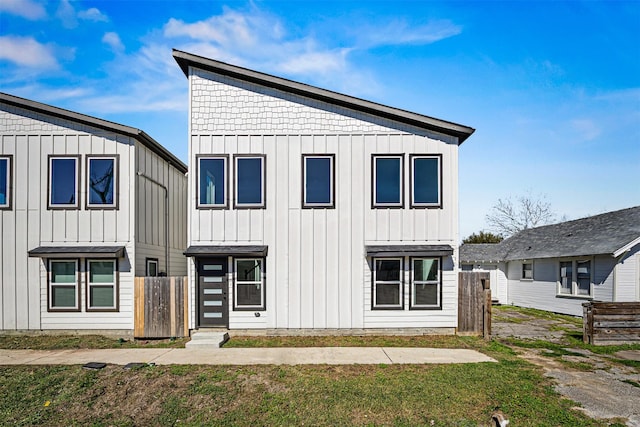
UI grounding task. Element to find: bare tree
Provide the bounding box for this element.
[486,193,556,236]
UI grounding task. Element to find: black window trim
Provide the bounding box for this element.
[86,154,119,210]
[233,257,266,311]
[196,154,229,209]
[47,155,81,210]
[146,257,159,276]
[372,257,404,310]
[371,154,404,209]
[0,154,13,210]
[409,256,443,310]
[85,258,119,312]
[233,154,266,209]
[409,153,443,209]
[302,153,336,209]
[47,258,81,312]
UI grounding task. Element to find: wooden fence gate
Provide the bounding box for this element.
[134,276,189,339]
[583,301,640,345]
[458,272,492,339]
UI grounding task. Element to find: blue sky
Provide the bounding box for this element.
[1,0,639,238]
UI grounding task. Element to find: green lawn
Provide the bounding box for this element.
[0,335,188,350]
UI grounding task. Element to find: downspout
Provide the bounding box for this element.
[137,171,170,276]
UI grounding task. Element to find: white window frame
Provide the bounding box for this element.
[372,155,404,208]
[302,154,335,208]
[521,261,533,280]
[197,155,228,208]
[0,155,11,209]
[410,154,442,208]
[48,259,80,311]
[87,155,118,209]
[373,258,403,309]
[234,258,265,310]
[48,155,80,209]
[557,258,593,298]
[410,257,441,309]
[234,155,266,208]
[86,259,118,311]
[146,258,159,277]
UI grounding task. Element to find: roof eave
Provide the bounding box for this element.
[613,236,640,258]
[0,92,187,174]
[172,49,475,144]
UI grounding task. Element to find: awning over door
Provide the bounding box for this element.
[28,246,126,258]
[184,245,268,257]
[365,244,454,257]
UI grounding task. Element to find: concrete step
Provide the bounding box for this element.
[186,331,229,349]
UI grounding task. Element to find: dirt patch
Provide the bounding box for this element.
[494,306,640,426]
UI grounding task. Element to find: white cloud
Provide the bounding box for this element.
[78,7,108,22]
[0,36,58,69]
[56,0,77,29]
[570,119,601,141]
[102,32,124,53]
[356,19,462,47]
[0,0,46,20]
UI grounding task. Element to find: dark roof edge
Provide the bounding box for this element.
[172,49,475,144]
[0,92,187,173]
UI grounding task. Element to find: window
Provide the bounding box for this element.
[410,155,441,208]
[87,156,117,208]
[49,156,79,208]
[198,156,228,208]
[522,262,533,280]
[234,155,265,208]
[49,260,79,311]
[558,260,592,297]
[373,155,403,207]
[373,258,403,309]
[303,155,334,208]
[87,260,118,311]
[411,258,440,308]
[0,155,11,209]
[146,258,159,276]
[235,259,265,310]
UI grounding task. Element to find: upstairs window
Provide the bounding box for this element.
[410,155,441,208]
[235,155,265,208]
[373,155,403,207]
[87,156,117,208]
[0,156,11,209]
[198,156,228,208]
[303,155,334,208]
[49,156,79,209]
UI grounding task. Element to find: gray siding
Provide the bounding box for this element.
[615,245,640,301]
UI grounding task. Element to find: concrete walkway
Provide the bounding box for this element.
[0,347,495,366]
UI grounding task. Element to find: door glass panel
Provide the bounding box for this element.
[203,264,223,271]
[204,277,223,283]
[204,312,223,318]
[204,300,223,306]
[204,288,223,295]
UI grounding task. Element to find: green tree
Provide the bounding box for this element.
[462,231,504,244]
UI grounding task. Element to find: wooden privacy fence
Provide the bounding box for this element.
[134,276,188,339]
[583,301,640,345]
[458,272,492,339]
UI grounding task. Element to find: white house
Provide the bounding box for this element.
[173,50,475,332]
[460,206,640,316]
[0,93,187,333]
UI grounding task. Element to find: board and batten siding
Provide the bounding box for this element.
[134,143,187,277]
[614,246,640,302]
[187,68,460,330]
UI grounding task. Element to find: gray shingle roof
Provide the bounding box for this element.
[460,206,640,263]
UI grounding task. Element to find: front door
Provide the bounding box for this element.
[197,258,228,327]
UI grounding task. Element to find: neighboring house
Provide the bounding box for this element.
[173,49,475,331]
[0,93,187,333]
[460,206,640,316]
